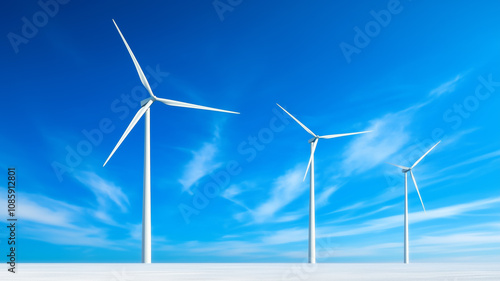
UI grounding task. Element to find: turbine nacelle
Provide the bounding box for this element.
[141,97,156,106]
[387,140,441,213]
[276,103,371,182]
[308,137,319,144]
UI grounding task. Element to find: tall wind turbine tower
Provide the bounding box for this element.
[387,140,440,264]
[277,104,370,263]
[104,20,239,263]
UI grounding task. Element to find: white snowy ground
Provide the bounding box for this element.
[2,263,500,281]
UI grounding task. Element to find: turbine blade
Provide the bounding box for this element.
[410,170,426,212]
[318,130,372,139]
[411,140,441,169]
[103,100,154,166]
[386,162,410,170]
[276,103,316,137]
[156,97,239,114]
[303,139,318,181]
[112,19,155,98]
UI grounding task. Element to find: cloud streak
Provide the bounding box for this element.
[429,75,463,96]
[0,186,135,250]
[339,72,468,177]
[316,185,339,208]
[438,148,500,174]
[179,141,221,194]
[340,110,412,175]
[256,196,500,246]
[74,171,130,212]
[251,166,306,223]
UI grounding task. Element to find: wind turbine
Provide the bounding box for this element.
[104,19,239,263]
[276,104,370,263]
[387,140,440,264]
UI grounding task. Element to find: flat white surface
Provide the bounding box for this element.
[2,263,500,281]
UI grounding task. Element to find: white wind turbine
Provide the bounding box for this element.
[104,19,239,263]
[276,104,371,263]
[387,140,440,264]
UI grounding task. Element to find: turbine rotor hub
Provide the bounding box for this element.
[141,97,155,106]
[308,136,318,143]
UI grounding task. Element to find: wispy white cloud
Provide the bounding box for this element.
[317,227,500,260]
[258,196,500,246]
[149,196,500,260]
[329,202,366,214]
[179,141,221,194]
[320,196,500,239]
[316,232,500,261]
[170,240,271,257]
[313,231,500,260]
[226,182,335,224]
[261,227,307,245]
[250,166,306,223]
[339,73,468,177]
[340,111,412,175]
[326,182,404,217]
[23,224,119,249]
[74,171,130,212]
[273,211,306,223]
[316,186,339,208]
[230,166,307,224]
[317,242,401,258]
[92,210,120,226]
[440,128,478,147]
[409,225,500,262]
[415,232,500,247]
[0,186,134,249]
[409,197,500,223]
[438,148,500,174]
[129,223,142,241]
[18,194,81,228]
[222,184,245,199]
[221,183,252,212]
[326,204,398,224]
[429,75,463,97]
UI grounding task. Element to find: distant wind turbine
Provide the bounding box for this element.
[387,140,441,264]
[276,103,371,264]
[104,19,239,263]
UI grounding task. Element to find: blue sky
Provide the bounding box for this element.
[1,0,500,263]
